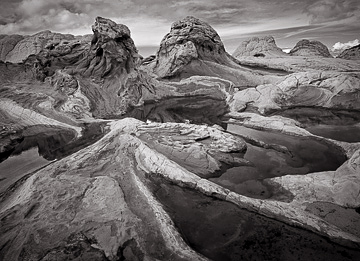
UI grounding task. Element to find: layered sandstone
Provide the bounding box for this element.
[146,16,281,86]
[233,36,287,58]
[289,39,332,58]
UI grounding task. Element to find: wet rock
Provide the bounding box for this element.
[269,148,360,208]
[338,44,360,60]
[136,122,247,178]
[290,39,333,58]
[0,118,208,261]
[233,36,287,58]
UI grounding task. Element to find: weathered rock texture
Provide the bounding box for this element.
[1,31,84,63]
[231,71,360,114]
[290,39,332,57]
[1,118,360,261]
[0,34,24,61]
[1,118,246,260]
[146,16,281,86]
[338,44,360,60]
[233,36,287,58]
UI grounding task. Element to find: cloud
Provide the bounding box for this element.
[332,39,359,52]
[0,0,358,50]
[304,0,360,24]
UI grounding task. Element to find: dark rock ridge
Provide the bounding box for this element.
[233,36,287,58]
[289,39,332,58]
[338,44,360,60]
[146,16,278,86]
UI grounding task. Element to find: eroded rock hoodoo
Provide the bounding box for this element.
[146,16,278,87]
[233,36,287,58]
[152,16,229,77]
[289,39,332,57]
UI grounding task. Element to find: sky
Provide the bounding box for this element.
[0,0,359,56]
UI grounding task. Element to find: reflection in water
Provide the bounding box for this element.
[149,176,360,261]
[0,122,106,193]
[127,96,229,127]
[272,107,360,142]
[0,148,49,193]
[209,124,347,199]
[306,124,360,143]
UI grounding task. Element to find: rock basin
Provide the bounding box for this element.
[149,175,360,261]
[209,124,347,199]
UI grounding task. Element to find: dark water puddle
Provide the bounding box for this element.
[0,148,49,193]
[305,202,360,238]
[271,107,360,142]
[209,124,347,199]
[0,122,106,193]
[126,96,229,127]
[306,124,360,143]
[148,175,360,261]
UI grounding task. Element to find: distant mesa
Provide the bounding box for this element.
[289,39,333,58]
[337,44,360,60]
[233,36,287,58]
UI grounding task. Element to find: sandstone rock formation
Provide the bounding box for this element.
[2,31,80,63]
[233,36,287,58]
[231,71,360,114]
[0,34,24,61]
[2,118,360,261]
[0,118,246,260]
[289,39,332,57]
[145,16,281,86]
[338,44,360,60]
[1,15,360,260]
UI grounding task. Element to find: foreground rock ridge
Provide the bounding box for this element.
[1,16,360,261]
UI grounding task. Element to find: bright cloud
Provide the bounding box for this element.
[332,39,360,51]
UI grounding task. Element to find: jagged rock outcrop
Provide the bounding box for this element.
[338,44,360,60]
[233,36,287,58]
[289,39,332,57]
[145,16,281,86]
